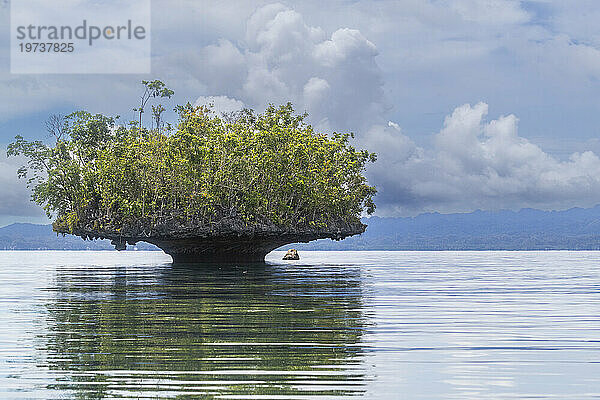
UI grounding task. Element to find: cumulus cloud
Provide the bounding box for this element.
[367,103,600,215]
[197,39,247,96]
[194,95,245,115]
[182,3,385,133]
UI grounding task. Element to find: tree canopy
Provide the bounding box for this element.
[8,81,376,237]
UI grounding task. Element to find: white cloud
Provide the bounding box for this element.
[179,4,385,133]
[303,77,330,104]
[194,95,245,115]
[368,103,600,215]
[197,39,247,96]
[313,28,377,67]
[388,121,401,131]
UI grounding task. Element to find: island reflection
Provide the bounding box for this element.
[39,261,371,398]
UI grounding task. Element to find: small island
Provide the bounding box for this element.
[8,81,376,263]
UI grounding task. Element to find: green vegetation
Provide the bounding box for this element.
[43,264,367,397]
[8,81,376,235]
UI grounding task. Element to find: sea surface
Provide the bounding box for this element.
[1,251,600,399]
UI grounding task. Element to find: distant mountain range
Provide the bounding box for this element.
[0,223,158,251]
[3,206,600,251]
[295,206,600,250]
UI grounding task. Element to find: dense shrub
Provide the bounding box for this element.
[9,97,376,234]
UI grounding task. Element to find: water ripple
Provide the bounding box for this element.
[1,250,600,398]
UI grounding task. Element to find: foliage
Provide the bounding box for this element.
[8,82,376,234]
[134,79,174,130]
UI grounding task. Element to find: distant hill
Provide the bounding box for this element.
[4,206,600,251]
[294,206,600,250]
[0,223,158,251]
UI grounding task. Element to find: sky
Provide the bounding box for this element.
[2,0,600,225]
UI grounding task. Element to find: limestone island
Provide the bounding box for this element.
[8,81,376,263]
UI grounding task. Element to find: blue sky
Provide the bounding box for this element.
[2,0,600,225]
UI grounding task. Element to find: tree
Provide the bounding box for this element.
[45,114,65,143]
[133,80,174,131]
[8,81,376,238]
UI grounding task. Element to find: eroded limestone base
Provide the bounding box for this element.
[63,220,366,264]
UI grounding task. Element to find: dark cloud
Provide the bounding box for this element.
[0,155,48,223]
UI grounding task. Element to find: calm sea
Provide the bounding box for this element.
[1,250,600,399]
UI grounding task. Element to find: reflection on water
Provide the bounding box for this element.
[39,257,370,398]
[3,251,600,399]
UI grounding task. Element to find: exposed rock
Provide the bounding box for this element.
[56,215,365,263]
[283,249,299,260]
[111,239,127,251]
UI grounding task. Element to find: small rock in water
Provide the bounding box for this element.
[283,249,299,260]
